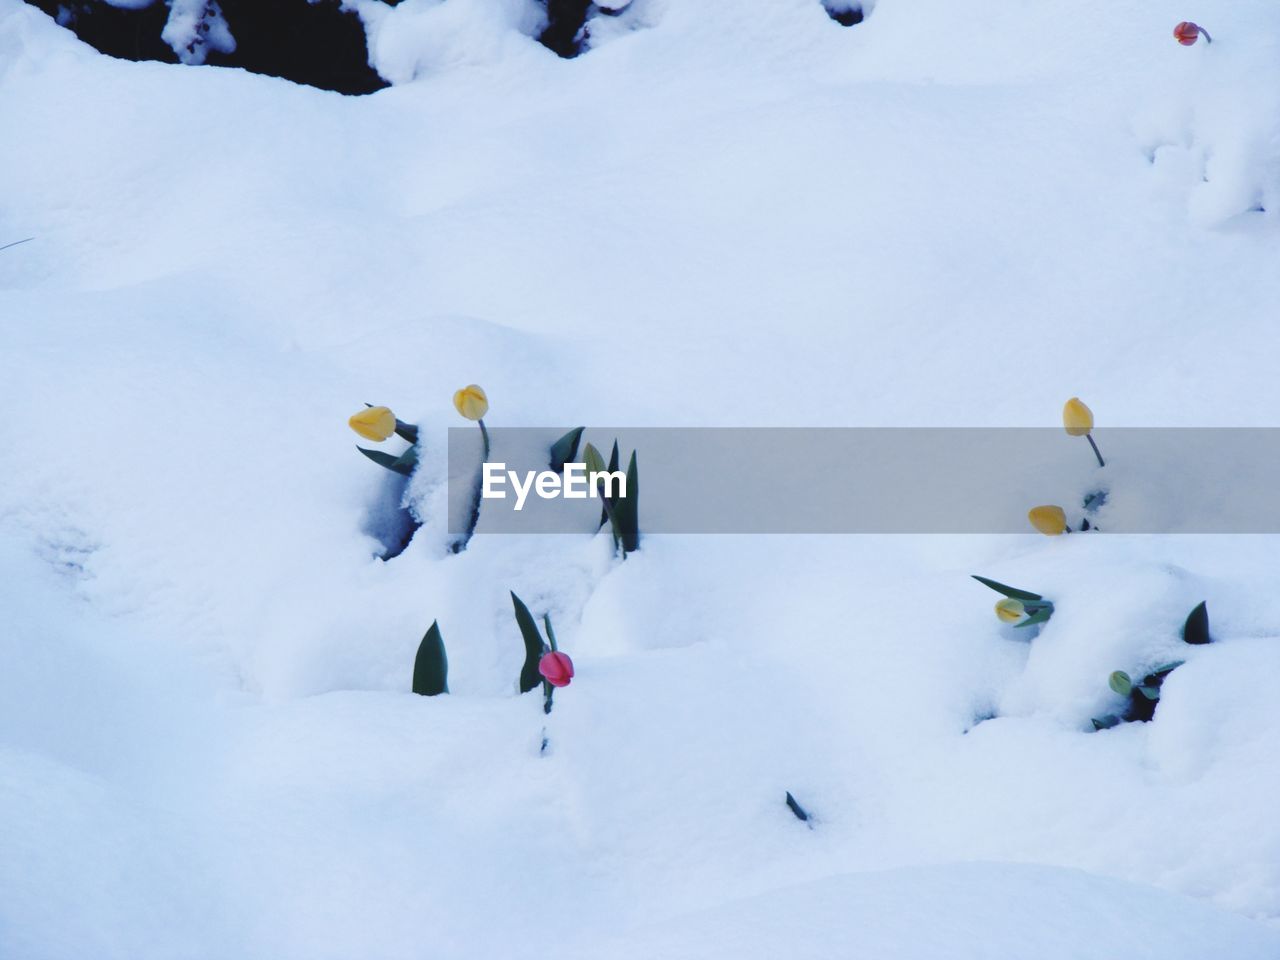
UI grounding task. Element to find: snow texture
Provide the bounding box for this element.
[2,0,1280,956]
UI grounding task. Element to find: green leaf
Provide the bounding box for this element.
[412,621,448,696]
[1014,605,1054,628]
[970,576,1043,602]
[582,443,606,528]
[1183,601,1211,645]
[584,442,620,547]
[1149,661,1185,680]
[512,592,546,694]
[391,444,419,473]
[1109,670,1133,696]
[583,442,606,476]
[358,446,414,476]
[1136,685,1161,701]
[785,791,811,823]
[613,451,640,554]
[1091,714,1121,731]
[600,493,623,552]
[394,420,419,444]
[549,427,586,473]
[600,440,620,528]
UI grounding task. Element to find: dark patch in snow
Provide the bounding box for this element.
[963,710,998,733]
[539,0,632,58]
[540,0,593,58]
[361,473,421,561]
[24,0,387,95]
[36,528,98,582]
[822,1,864,27]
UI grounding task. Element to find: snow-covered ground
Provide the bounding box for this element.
[3,0,1280,956]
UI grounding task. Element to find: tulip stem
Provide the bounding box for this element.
[478,419,491,460]
[1086,434,1105,468]
[1201,27,1212,43]
[596,483,624,556]
[542,615,559,653]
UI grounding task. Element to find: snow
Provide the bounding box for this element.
[3,0,1280,955]
[583,862,1280,960]
[161,0,236,66]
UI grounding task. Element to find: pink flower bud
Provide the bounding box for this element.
[1173,21,1204,45]
[538,651,575,687]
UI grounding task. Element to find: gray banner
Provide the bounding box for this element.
[445,428,1280,534]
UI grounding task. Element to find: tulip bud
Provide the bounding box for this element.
[349,405,397,442]
[1173,21,1208,45]
[538,650,574,687]
[1109,670,1133,697]
[1028,505,1068,536]
[1062,397,1105,467]
[453,384,489,421]
[994,598,1026,623]
[1062,397,1094,437]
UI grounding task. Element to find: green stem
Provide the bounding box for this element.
[542,614,559,653]
[597,484,623,555]
[478,419,491,460]
[1086,433,1105,468]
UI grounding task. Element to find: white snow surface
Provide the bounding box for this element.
[3,0,1280,956]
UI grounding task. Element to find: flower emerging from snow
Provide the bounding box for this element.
[349,405,397,442]
[1028,505,1068,536]
[1062,397,1094,437]
[1173,21,1210,45]
[538,651,575,687]
[453,384,489,421]
[994,598,1026,623]
[1062,396,1105,466]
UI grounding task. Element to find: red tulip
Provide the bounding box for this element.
[1173,21,1210,45]
[539,651,575,687]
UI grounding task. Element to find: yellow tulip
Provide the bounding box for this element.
[349,405,397,442]
[1062,397,1094,437]
[995,598,1026,623]
[453,384,489,421]
[1028,505,1068,536]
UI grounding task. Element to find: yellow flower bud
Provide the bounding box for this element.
[1062,397,1094,437]
[349,405,397,442]
[1028,505,1068,536]
[453,384,489,421]
[995,598,1026,623]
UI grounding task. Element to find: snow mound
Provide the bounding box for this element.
[3,0,1280,955]
[582,862,1280,960]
